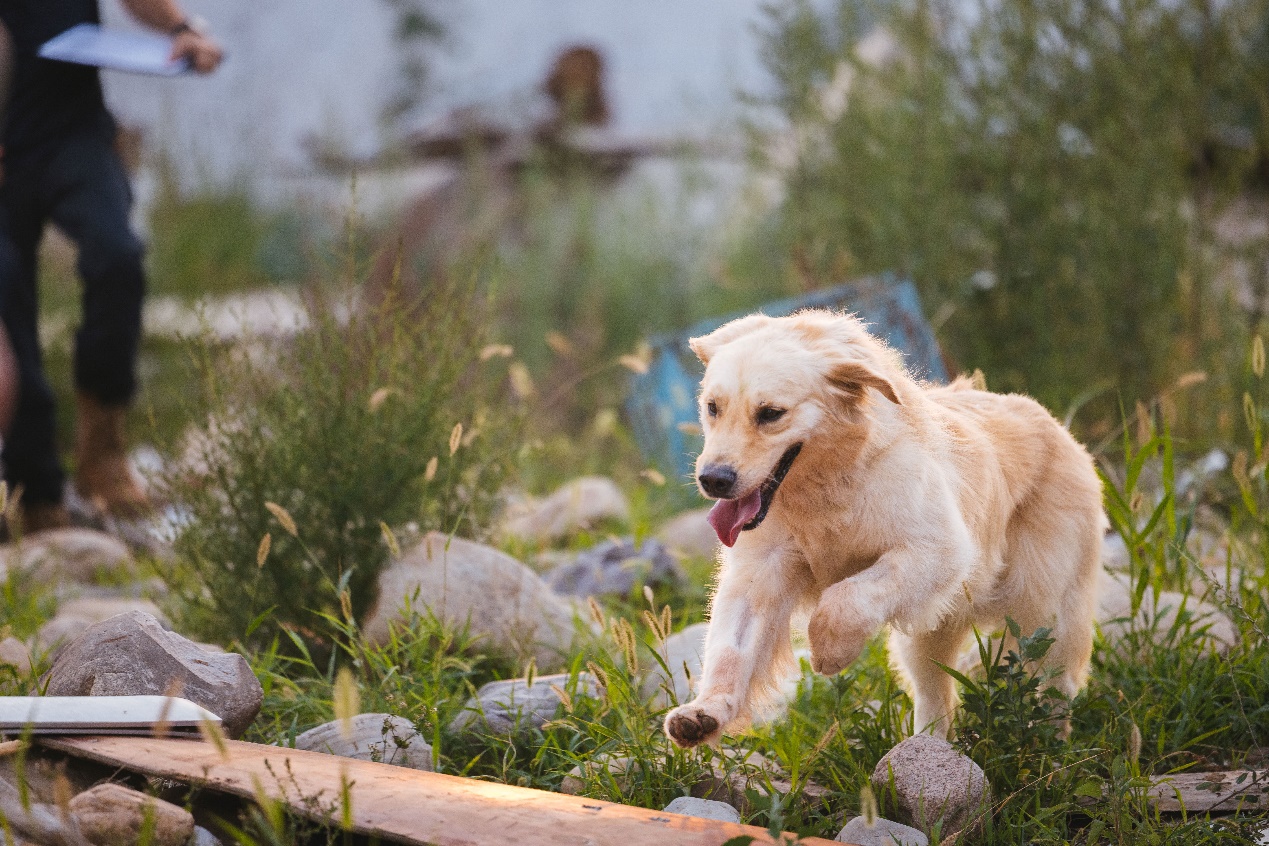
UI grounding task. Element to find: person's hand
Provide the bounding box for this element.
[170,29,222,74]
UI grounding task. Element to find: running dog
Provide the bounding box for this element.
[663,309,1103,746]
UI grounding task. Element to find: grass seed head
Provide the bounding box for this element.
[256,533,271,568]
[380,521,401,557]
[265,502,298,537]
[449,423,464,456]
[424,456,438,482]
[860,783,879,827]
[333,667,360,739]
[1255,336,1265,378]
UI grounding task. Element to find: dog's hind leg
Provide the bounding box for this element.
[889,620,973,739]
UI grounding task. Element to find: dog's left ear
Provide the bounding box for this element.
[828,360,901,405]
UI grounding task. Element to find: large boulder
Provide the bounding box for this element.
[544,537,681,599]
[656,507,718,561]
[35,598,166,658]
[69,783,194,846]
[362,532,585,670]
[296,713,432,770]
[499,477,629,542]
[42,611,262,737]
[449,672,601,735]
[871,734,991,839]
[1098,571,1237,654]
[641,622,707,707]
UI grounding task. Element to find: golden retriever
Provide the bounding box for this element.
[663,309,1103,746]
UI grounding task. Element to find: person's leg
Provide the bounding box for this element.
[0,192,70,528]
[44,127,149,515]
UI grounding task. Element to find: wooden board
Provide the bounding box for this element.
[1148,770,1268,813]
[42,736,844,846]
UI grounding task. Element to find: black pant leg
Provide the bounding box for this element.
[0,186,66,506]
[46,127,146,405]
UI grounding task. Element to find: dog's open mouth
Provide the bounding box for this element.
[707,443,803,548]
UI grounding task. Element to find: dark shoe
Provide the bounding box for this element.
[73,393,151,518]
[17,501,72,535]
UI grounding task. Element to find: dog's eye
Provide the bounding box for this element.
[756,406,786,424]
[706,400,718,417]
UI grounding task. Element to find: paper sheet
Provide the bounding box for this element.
[39,23,190,77]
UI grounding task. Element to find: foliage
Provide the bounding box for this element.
[160,257,518,650]
[759,0,1269,438]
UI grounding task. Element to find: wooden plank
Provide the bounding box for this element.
[1148,770,1268,813]
[41,736,844,846]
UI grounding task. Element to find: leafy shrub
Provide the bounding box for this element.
[161,269,518,649]
[760,0,1269,437]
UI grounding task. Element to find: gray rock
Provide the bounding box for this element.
[499,477,629,541]
[191,825,227,846]
[362,532,585,670]
[1098,571,1237,654]
[641,622,707,706]
[662,796,741,824]
[296,713,433,770]
[0,637,32,676]
[871,734,991,839]
[9,528,134,584]
[450,672,601,735]
[837,816,929,846]
[35,597,166,657]
[545,537,681,599]
[656,507,718,560]
[42,611,262,737]
[69,782,194,846]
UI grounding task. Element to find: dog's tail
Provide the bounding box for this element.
[947,369,988,392]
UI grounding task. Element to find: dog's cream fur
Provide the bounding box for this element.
[663,309,1104,747]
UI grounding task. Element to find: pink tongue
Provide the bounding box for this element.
[708,489,763,548]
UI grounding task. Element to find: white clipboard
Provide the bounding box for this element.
[39,23,191,77]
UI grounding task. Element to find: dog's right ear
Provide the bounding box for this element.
[689,314,771,366]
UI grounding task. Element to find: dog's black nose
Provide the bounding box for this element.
[698,465,737,498]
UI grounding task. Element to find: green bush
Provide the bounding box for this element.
[760,0,1269,437]
[161,269,518,649]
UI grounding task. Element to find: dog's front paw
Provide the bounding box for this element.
[664,702,725,748]
[807,608,873,676]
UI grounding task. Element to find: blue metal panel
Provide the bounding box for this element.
[624,273,948,481]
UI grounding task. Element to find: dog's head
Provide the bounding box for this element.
[689,310,904,547]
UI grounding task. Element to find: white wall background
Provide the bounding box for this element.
[99,0,781,192]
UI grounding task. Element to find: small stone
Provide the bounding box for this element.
[191,826,226,846]
[296,713,432,770]
[641,622,707,706]
[42,611,262,738]
[69,783,194,846]
[363,533,585,671]
[837,816,929,846]
[871,734,991,839]
[15,528,134,585]
[0,637,32,676]
[499,477,630,542]
[545,537,681,599]
[663,796,741,824]
[559,755,644,795]
[656,507,718,560]
[450,673,601,735]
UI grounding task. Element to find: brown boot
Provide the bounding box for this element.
[16,502,72,536]
[74,392,151,518]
